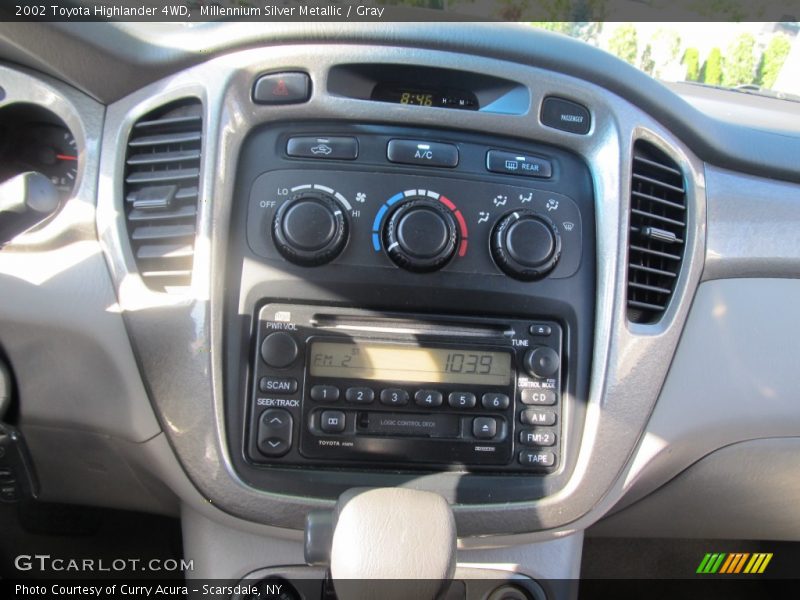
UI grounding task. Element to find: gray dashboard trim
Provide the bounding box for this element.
[0,63,161,444]
[599,278,800,518]
[704,166,800,281]
[0,22,797,184]
[97,43,706,540]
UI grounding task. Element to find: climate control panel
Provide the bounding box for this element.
[247,170,583,280]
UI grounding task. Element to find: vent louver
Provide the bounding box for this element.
[124,99,202,292]
[626,140,687,323]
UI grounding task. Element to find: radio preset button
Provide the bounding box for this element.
[260,332,299,368]
[521,389,556,406]
[320,410,346,433]
[310,385,340,402]
[415,390,443,407]
[346,387,375,404]
[448,392,477,409]
[257,409,293,457]
[259,377,298,395]
[518,450,556,468]
[481,393,510,410]
[473,417,498,440]
[520,409,556,426]
[380,388,409,406]
[519,429,556,447]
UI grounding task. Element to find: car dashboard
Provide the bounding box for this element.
[1,21,799,593]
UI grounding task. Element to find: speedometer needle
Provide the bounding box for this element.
[56,154,77,161]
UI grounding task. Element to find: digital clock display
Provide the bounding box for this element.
[309,341,511,386]
[370,83,478,110]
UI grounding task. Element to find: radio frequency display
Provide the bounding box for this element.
[309,341,511,386]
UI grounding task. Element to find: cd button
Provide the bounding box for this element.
[448,392,477,409]
[519,429,556,447]
[380,388,409,406]
[345,387,375,404]
[473,417,498,439]
[520,409,556,426]
[320,410,346,433]
[520,389,556,406]
[518,450,556,468]
[415,390,443,407]
[481,393,510,410]
[310,385,340,402]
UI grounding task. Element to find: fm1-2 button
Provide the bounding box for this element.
[260,332,299,368]
[519,429,556,447]
[473,417,498,439]
[257,409,293,457]
[320,410,346,433]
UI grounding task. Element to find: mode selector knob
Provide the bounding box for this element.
[272,192,348,266]
[491,211,561,280]
[383,199,458,272]
[524,346,560,379]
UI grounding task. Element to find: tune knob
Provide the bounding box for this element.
[382,199,458,272]
[491,211,561,280]
[524,346,560,379]
[272,192,348,266]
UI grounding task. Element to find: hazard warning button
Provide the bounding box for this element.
[253,72,311,105]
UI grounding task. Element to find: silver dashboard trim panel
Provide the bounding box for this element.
[97,43,707,539]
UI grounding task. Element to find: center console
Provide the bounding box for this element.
[224,122,595,504]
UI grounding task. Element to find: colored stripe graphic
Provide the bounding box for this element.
[697,552,773,574]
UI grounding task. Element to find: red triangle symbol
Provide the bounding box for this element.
[273,80,289,96]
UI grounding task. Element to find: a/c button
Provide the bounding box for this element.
[387,139,459,168]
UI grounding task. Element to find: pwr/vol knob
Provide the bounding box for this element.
[272,193,348,266]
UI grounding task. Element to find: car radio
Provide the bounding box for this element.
[247,303,565,473]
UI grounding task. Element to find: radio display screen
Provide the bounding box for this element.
[309,341,511,386]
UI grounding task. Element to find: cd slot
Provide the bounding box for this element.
[310,313,513,340]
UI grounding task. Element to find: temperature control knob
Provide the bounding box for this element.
[491,211,560,280]
[272,193,348,266]
[382,199,458,272]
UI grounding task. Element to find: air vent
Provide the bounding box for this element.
[626,140,687,323]
[124,99,202,292]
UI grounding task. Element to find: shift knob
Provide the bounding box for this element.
[328,488,456,600]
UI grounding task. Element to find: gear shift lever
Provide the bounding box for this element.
[306,488,456,600]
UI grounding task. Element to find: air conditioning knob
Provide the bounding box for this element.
[382,199,458,272]
[491,211,561,280]
[272,192,348,266]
